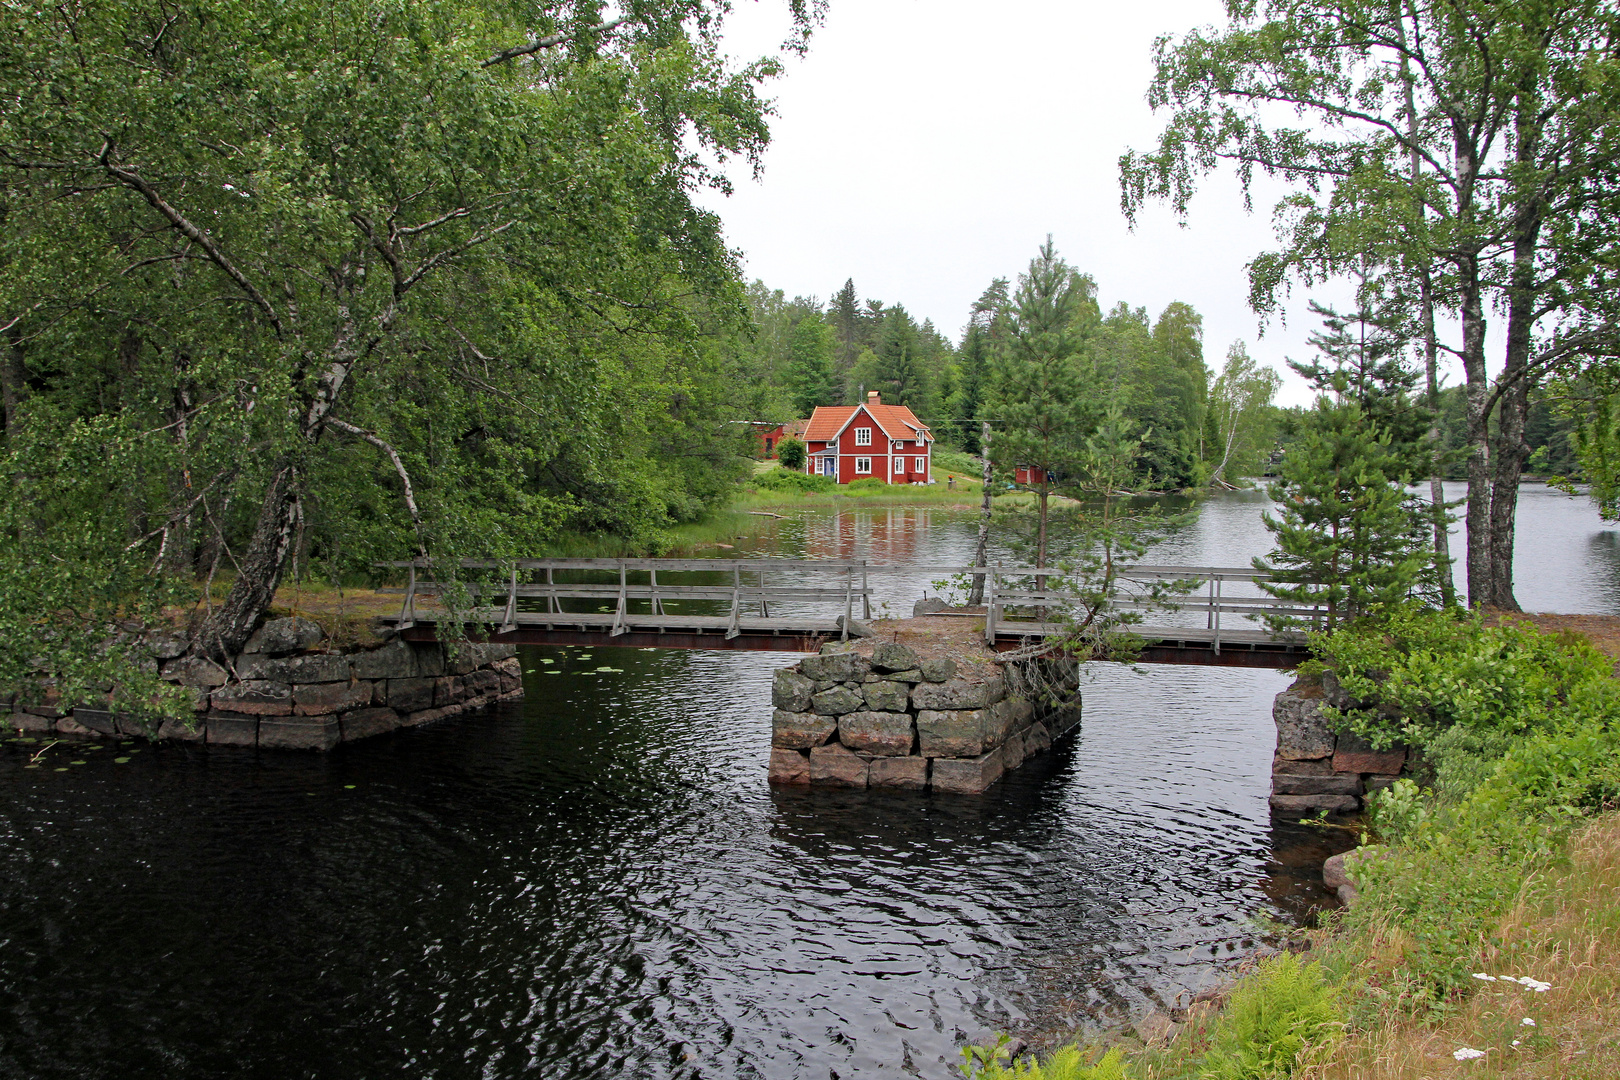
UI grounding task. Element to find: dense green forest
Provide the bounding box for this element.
[735,256,1274,492]
[734,263,1589,488]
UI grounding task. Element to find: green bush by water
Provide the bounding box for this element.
[1307,606,1619,756]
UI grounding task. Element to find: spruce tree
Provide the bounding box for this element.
[989,237,1092,573]
[1256,398,1431,628]
[831,278,861,370]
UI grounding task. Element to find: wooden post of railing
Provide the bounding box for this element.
[842,565,853,641]
[500,568,518,632]
[1206,574,1216,630]
[984,568,997,645]
[398,563,418,630]
[726,566,742,640]
[610,563,628,636]
[1213,574,1223,655]
[861,560,870,620]
[759,566,769,618]
[650,567,662,615]
[545,567,556,615]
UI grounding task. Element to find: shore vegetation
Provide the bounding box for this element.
[967,608,1620,1079]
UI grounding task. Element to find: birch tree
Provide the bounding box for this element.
[1121,0,1620,609]
[1207,343,1282,486]
[0,0,819,706]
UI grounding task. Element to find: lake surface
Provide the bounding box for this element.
[2,485,1614,1079]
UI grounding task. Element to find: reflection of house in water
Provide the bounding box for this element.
[800,508,932,563]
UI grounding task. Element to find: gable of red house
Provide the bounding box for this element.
[801,391,933,484]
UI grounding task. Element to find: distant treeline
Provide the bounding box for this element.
[734,276,1589,487]
[733,263,1276,491]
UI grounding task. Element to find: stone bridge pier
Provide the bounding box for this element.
[1269,675,1413,815]
[767,631,1082,795]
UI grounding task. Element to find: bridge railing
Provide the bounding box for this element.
[372,559,1325,650]
[375,558,880,640]
[966,564,1328,651]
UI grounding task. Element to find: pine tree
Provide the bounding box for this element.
[989,237,1093,573]
[1256,398,1431,628]
[1292,299,1428,471]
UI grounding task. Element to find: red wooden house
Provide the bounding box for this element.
[800,392,933,484]
[751,419,809,459]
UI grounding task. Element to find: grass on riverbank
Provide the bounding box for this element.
[968,609,1620,1080]
[974,814,1620,1080]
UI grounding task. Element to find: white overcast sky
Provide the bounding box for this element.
[698,0,1374,408]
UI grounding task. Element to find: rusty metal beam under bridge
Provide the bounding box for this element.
[397,623,1308,668]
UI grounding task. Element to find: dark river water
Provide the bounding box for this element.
[2,485,1614,1079]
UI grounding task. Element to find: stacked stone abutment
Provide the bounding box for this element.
[1269,674,1410,815]
[768,640,1081,794]
[6,617,524,750]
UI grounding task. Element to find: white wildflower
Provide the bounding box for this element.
[1471,973,1497,981]
[1454,1047,1487,1061]
[1521,1017,1536,1027]
[1512,1040,1522,1047]
[1513,976,1552,992]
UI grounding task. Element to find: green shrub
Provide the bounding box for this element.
[753,468,836,494]
[844,476,888,494]
[1196,953,1341,1079]
[1365,778,1429,843]
[1497,722,1620,818]
[1309,605,1620,753]
[776,437,806,470]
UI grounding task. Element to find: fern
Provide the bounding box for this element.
[1197,953,1341,1079]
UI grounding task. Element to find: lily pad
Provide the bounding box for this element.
[113,757,131,764]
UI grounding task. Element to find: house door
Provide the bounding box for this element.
[821,456,836,478]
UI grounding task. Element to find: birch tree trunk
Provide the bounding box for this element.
[968,421,992,605]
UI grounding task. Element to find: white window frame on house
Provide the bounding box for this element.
[914,456,926,472]
[855,456,872,474]
[854,427,871,446]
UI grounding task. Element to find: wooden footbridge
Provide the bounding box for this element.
[378,559,1324,668]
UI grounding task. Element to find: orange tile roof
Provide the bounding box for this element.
[803,400,932,444]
